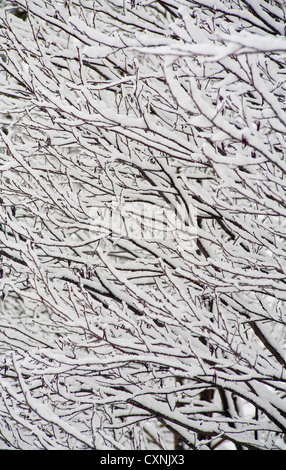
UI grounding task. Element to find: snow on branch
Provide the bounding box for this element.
[0,0,286,450]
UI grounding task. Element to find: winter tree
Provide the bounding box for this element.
[0,0,286,450]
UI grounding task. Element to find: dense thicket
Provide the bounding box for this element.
[0,0,286,449]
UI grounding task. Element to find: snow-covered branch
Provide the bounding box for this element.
[0,0,286,450]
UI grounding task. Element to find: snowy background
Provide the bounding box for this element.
[0,0,286,450]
